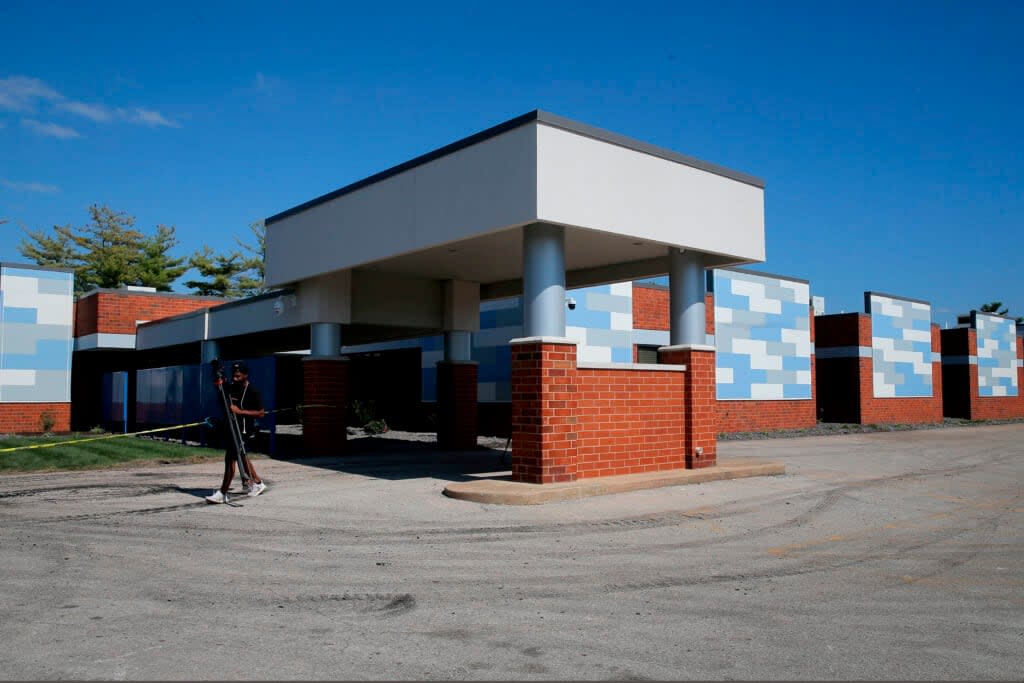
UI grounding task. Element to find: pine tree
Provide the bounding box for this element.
[186,220,267,298]
[184,245,250,297]
[18,204,187,293]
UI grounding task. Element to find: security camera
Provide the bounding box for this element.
[566,297,577,310]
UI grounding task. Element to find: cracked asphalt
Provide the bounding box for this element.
[1,424,1022,680]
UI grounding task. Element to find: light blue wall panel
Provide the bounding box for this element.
[975,313,1018,397]
[711,270,812,400]
[867,293,934,398]
[0,265,74,402]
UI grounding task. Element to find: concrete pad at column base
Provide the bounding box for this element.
[443,458,785,505]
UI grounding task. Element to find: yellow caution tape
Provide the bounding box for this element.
[0,404,339,455]
[0,420,212,453]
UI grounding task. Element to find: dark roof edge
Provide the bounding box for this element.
[266,110,765,225]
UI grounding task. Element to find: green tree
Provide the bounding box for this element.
[979,301,1023,324]
[18,204,187,292]
[184,245,251,297]
[136,224,188,290]
[233,219,266,297]
[18,224,78,269]
[185,219,267,298]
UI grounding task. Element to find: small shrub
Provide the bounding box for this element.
[89,425,106,434]
[363,419,388,435]
[40,411,56,434]
[350,400,378,427]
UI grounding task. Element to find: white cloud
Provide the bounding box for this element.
[58,100,114,122]
[1,178,60,193]
[22,118,81,139]
[1,74,180,130]
[0,76,61,112]
[120,107,179,128]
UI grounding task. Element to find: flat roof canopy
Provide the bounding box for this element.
[265,110,765,299]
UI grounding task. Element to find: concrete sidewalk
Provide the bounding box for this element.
[443,458,785,504]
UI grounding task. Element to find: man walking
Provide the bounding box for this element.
[205,361,267,503]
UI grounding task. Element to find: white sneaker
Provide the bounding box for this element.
[205,490,229,504]
[247,482,267,498]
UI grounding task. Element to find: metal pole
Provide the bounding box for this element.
[522,224,566,338]
[310,323,342,357]
[669,248,706,346]
[444,331,472,362]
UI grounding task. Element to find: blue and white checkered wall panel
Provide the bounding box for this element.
[564,283,633,363]
[975,313,1018,397]
[0,266,74,402]
[345,283,633,402]
[867,294,933,398]
[475,297,522,402]
[712,270,812,400]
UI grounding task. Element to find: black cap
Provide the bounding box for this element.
[231,361,249,375]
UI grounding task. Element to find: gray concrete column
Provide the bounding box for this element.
[669,248,706,346]
[522,224,566,338]
[310,322,342,357]
[444,331,472,362]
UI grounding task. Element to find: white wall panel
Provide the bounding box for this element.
[536,125,764,262]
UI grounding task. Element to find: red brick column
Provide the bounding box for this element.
[660,345,717,468]
[436,361,478,450]
[302,357,348,457]
[510,338,578,484]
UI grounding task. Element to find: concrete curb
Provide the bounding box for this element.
[443,458,785,505]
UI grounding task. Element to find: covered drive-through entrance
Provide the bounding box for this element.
[138,110,766,483]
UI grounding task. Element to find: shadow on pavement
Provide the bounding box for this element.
[264,432,512,483]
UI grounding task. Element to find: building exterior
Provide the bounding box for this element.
[0,263,74,433]
[345,268,818,436]
[72,288,225,432]
[815,292,944,425]
[941,311,1023,420]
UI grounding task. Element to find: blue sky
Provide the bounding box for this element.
[1,0,1021,327]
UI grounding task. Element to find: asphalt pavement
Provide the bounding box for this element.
[0,424,1022,680]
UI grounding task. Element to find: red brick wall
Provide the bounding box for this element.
[511,340,704,484]
[0,403,71,434]
[575,366,686,479]
[632,285,669,331]
[717,400,817,432]
[74,291,219,336]
[511,341,579,483]
[302,358,348,456]
[630,286,713,334]
[661,347,717,467]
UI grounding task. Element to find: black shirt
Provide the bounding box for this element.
[227,381,262,437]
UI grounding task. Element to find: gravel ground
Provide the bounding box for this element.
[717,416,1024,440]
[275,417,1024,447]
[2,424,1022,679]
